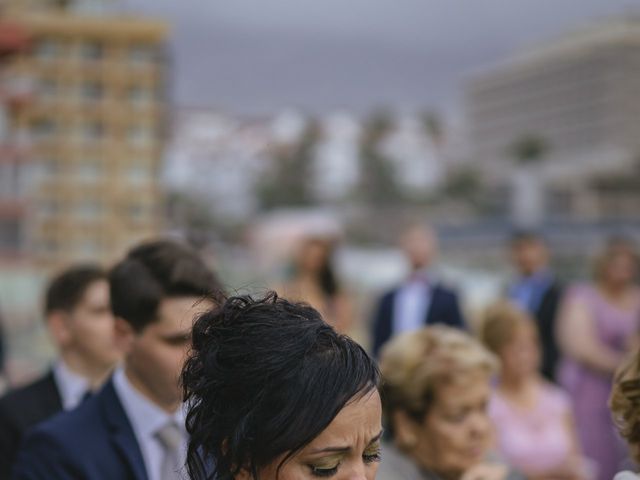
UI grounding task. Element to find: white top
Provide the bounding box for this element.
[614,472,640,480]
[393,276,432,335]
[112,368,188,480]
[52,359,91,411]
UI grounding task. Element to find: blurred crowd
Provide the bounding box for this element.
[0,226,638,480]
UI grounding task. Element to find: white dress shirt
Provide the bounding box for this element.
[113,368,188,480]
[52,359,91,411]
[393,274,432,335]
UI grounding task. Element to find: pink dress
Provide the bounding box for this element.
[489,383,574,475]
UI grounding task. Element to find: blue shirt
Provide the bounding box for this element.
[508,270,553,314]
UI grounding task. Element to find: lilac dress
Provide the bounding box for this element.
[558,285,640,480]
[489,383,574,475]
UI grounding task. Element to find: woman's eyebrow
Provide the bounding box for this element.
[308,430,384,454]
[367,430,384,445]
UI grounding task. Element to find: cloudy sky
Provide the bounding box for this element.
[122,0,638,116]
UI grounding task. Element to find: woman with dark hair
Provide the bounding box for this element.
[182,292,382,480]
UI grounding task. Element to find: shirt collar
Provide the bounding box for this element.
[52,359,91,411]
[112,367,186,441]
[517,269,553,285]
[406,268,432,285]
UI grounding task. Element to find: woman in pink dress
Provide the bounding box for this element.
[557,238,640,480]
[482,301,588,480]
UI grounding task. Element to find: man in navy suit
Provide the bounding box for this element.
[0,265,121,480]
[372,224,466,357]
[13,240,223,480]
[507,230,564,381]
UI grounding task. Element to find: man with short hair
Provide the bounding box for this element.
[13,240,223,480]
[0,265,120,479]
[371,224,466,357]
[507,230,564,381]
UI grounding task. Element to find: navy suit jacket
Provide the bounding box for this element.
[12,378,148,480]
[372,283,466,357]
[0,371,63,480]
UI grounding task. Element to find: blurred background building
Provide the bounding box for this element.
[1,0,639,382]
[467,16,640,224]
[1,0,168,268]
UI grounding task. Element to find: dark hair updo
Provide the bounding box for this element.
[182,292,380,480]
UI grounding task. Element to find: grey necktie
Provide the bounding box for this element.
[155,421,184,480]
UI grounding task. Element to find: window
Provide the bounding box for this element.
[78,239,100,256]
[128,124,153,147]
[39,239,59,255]
[81,41,103,61]
[31,118,56,141]
[42,157,61,176]
[83,121,104,142]
[0,164,16,200]
[128,85,152,108]
[128,45,157,66]
[39,198,60,217]
[0,219,20,251]
[76,199,102,220]
[82,81,103,102]
[128,202,148,221]
[39,78,57,100]
[77,159,102,182]
[35,39,58,61]
[0,105,7,142]
[127,163,150,184]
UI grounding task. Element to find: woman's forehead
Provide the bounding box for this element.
[304,391,382,449]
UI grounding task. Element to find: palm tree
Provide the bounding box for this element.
[356,109,403,205]
[510,135,548,166]
[508,134,549,227]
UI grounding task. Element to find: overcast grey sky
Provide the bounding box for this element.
[123,0,639,116]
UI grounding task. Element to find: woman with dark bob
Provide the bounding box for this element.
[182,292,382,480]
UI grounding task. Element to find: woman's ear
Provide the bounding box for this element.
[235,468,253,480]
[392,409,419,450]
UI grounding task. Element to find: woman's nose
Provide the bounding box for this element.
[469,412,491,437]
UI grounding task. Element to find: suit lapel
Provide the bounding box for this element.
[100,380,148,480]
[41,371,64,417]
[425,284,440,325]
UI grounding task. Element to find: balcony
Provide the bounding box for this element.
[0,21,30,56]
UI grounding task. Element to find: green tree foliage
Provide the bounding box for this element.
[509,135,549,165]
[257,120,320,210]
[420,111,444,146]
[356,109,404,205]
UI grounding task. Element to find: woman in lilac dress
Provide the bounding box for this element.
[558,238,640,480]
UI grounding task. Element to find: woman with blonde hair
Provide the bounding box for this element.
[558,237,640,480]
[377,325,521,480]
[481,301,588,480]
[610,349,640,480]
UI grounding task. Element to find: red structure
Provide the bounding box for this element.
[0,19,30,260]
[0,21,29,56]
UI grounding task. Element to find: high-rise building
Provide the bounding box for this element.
[2,1,168,266]
[468,16,640,176]
[466,16,640,218]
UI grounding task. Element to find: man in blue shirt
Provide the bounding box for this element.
[507,230,564,381]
